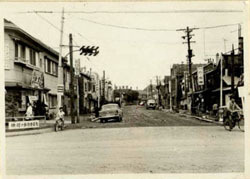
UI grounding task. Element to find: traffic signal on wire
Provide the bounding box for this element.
[79,46,99,56]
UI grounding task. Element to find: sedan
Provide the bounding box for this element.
[99,103,123,123]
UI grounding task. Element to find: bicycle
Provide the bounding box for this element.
[223,110,244,132]
[54,118,64,132]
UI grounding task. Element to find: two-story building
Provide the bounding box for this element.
[4,19,68,117]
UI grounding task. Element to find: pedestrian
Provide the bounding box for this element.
[25,103,33,120]
[212,103,218,117]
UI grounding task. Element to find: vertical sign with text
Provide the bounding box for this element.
[197,67,204,86]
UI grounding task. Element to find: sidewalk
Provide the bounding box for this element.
[172,109,223,125]
[6,113,94,137]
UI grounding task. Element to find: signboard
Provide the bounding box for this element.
[9,120,39,130]
[31,70,44,89]
[238,86,244,98]
[197,67,204,86]
[57,85,64,94]
[75,59,81,76]
[5,44,10,69]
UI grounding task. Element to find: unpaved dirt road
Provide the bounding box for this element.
[6,126,244,175]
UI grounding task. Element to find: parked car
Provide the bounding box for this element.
[146,99,156,110]
[99,103,123,123]
[139,101,145,106]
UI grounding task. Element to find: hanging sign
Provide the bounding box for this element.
[197,67,204,86]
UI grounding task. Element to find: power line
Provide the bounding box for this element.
[200,23,242,29]
[21,9,243,14]
[78,17,241,32]
[78,17,176,32]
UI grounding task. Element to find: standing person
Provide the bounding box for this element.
[25,103,33,120]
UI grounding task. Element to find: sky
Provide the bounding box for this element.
[1,1,246,90]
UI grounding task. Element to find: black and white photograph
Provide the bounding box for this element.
[1,1,249,178]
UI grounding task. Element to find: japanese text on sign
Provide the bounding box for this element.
[197,67,204,86]
[9,120,39,130]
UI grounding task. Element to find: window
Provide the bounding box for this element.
[93,84,96,92]
[44,57,58,76]
[40,58,42,68]
[44,58,47,72]
[51,62,58,76]
[20,44,25,60]
[14,42,18,59]
[85,83,87,92]
[47,60,51,73]
[49,94,57,108]
[88,82,91,91]
[29,49,36,66]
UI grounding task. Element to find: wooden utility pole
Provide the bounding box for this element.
[102,70,105,104]
[57,8,64,110]
[177,26,198,113]
[69,34,75,124]
[231,45,235,93]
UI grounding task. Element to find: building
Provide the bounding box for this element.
[170,63,205,111]
[4,19,67,117]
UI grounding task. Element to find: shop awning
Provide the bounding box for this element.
[5,82,50,92]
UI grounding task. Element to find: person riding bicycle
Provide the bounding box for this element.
[56,107,65,123]
[227,95,241,120]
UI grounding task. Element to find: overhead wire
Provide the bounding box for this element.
[22,9,243,14]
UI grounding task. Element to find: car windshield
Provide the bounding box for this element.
[147,99,155,103]
[102,104,119,110]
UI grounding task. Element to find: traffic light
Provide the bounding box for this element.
[79,46,99,56]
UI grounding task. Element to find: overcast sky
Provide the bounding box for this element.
[1,1,246,89]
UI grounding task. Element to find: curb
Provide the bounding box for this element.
[6,127,54,137]
[179,113,223,125]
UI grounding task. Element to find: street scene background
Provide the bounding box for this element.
[1,1,248,177]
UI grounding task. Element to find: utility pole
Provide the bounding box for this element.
[150,79,152,98]
[75,59,80,123]
[102,70,105,104]
[219,53,223,122]
[177,26,198,113]
[156,76,160,106]
[69,34,75,124]
[57,8,64,110]
[231,44,235,93]
[169,78,172,111]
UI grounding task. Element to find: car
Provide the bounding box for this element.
[99,103,123,123]
[146,99,156,110]
[139,101,145,106]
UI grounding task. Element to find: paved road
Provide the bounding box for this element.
[6,105,244,174]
